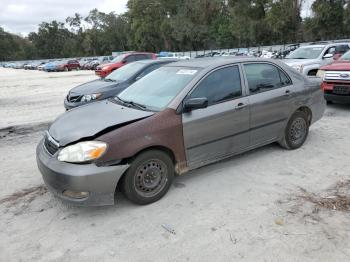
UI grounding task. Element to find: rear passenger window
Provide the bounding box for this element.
[135,54,148,61]
[190,66,242,105]
[125,55,135,63]
[244,63,291,95]
[336,45,350,54]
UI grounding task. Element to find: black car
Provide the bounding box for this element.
[64,59,177,110]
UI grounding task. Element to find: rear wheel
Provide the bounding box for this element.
[279,111,309,150]
[121,150,174,205]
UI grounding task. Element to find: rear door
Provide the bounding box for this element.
[243,62,293,146]
[182,65,250,169]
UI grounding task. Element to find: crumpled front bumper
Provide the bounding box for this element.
[36,139,129,206]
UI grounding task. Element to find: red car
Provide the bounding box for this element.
[95,52,156,78]
[57,60,81,71]
[318,50,350,103]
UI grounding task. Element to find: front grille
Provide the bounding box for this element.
[333,85,350,95]
[44,133,59,155]
[325,71,350,81]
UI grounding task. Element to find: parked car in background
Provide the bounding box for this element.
[317,50,350,103]
[64,59,177,110]
[56,60,80,71]
[14,62,26,69]
[81,60,94,70]
[95,52,156,78]
[284,42,350,76]
[43,61,61,72]
[79,58,95,68]
[158,52,190,60]
[38,62,47,71]
[24,61,45,70]
[82,56,112,70]
[37,58,325,206]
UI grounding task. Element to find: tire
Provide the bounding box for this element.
[121,150,174,205]
[279,111,309,150]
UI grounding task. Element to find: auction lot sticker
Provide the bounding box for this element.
[177,69,198,75]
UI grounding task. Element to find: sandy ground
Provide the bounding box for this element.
[0,67,350,262]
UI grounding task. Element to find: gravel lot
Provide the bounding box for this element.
[1,67,350,262]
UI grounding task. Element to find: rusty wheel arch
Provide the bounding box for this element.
[296,106,312,124]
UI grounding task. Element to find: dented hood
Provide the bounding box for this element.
[49,100,154,146]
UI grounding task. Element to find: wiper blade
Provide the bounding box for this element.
[126,101,147,110]
[104,78,115,82]
[114,96,147,110]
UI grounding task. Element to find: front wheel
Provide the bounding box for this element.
[121,150,174,205]
[279,111,309,150]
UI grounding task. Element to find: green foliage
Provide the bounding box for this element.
[1,0,350,61]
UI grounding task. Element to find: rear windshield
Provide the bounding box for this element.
[105,62,145,82]
[117,67,200,111]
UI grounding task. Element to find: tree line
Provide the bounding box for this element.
[1,0,350,61]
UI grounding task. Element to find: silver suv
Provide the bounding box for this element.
[283,42,350,75]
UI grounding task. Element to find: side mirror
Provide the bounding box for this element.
[323,53,333,59]
[183,97,208,112]
[122,60,127,64]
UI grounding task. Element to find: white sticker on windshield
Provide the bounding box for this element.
[177,69,197,75]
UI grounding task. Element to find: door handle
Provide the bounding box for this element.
[284,90,292,96]
[235,103,247,110]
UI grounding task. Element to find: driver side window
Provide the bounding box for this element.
[190,65,242,106]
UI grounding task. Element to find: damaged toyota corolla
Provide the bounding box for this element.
[36,58,326,206]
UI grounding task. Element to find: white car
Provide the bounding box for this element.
[283,42,350,76]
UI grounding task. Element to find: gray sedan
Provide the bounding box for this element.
[36,58,326,206]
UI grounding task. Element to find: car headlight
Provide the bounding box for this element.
[81,93,102,102]
[316,69,325,79]
[292,64,304,73]
[58,141,107,163]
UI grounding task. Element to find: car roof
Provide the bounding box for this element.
[165,57,278,69]
[300,45,325,48]
[137,59,178,65]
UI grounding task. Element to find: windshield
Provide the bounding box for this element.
[111,55,125,63]
[105,62,145,82]
[286,46,325,59]
[340,50,350,61]
[117,67,199,111]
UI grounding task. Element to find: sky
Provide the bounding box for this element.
[1,0,314,36]
[0,0,128,36]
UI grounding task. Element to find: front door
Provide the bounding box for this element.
[182,65,250,169]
